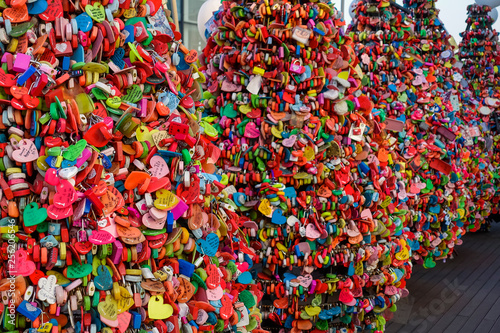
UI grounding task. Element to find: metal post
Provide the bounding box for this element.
[341,0,345,19]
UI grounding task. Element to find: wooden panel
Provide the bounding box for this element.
[386,223,500,333]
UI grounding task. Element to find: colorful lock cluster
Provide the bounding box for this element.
[2,0,500,333]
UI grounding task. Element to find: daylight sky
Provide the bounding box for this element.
[342,0,500,43]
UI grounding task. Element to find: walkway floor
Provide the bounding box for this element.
[386,222,500,333]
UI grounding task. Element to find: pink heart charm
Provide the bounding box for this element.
[235,262,249,272]
[12,139,39,163]
[9,249,36,276]
[297,274,312,288]
[305,224,321,239]
[149,155,169,179]
[339,288,354,304]
[206,285,224,301]
[54,180,77,208]
[47,205,73,220]
[282,135,297,147]
[412,76,422,86]
[244,122,260,138]
[142,212,166,230]
[89,230,115,245]
[45,168,60,186]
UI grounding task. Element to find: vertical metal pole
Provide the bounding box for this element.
[341,0,345,19]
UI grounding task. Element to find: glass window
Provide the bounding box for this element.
[164,0,208,50]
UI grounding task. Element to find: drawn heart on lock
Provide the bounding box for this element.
[9,249,36,276]
[39,0,63,21]
[149,156,169,178]
[244,122,260,138]
[47,205,73,220]
[54,180,77,208]
[12,139,38,162]
[271,209,286,225]
[37,275,57,304]
[196,233,219,257]
[219,294,233,320]
[94,265,113,290]
[297,274,313,288]
[63,139,87,161]
[3,4,29,23]
[85,3,105,22]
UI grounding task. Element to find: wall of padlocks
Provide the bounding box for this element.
[2,0,500,333]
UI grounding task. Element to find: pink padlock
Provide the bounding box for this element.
[12,53,31,73]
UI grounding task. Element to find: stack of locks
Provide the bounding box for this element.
[3,0,500,333]
[459,4,500,98]
[201,0,416,332]
[458,5,500,218]
[0,1,269,333]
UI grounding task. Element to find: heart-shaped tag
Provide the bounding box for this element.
[47,205,73,220]
[66,263,92,278]
[196,233,219,257]
[271,209,286,225]
[94,265,113,290]
[244,122,260,138]
[4,4,29,23]
[27,0,48,15]
[39,0,63,21]
[149,155,169,178]
[297,274,313,288]
[154,189,179,210]
[220,294,234,320]
[75,12,93,32]
[305,224,321,239]
[98,295,118,320]
[54,180,77,208]
[9,249,36,276]
[12,139,38,162]
[89,230,115,245]
[63,139,87,161]
[23,202,47,227]
[85,2,105,22]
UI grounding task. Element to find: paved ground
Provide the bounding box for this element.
[386,222,500,333]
